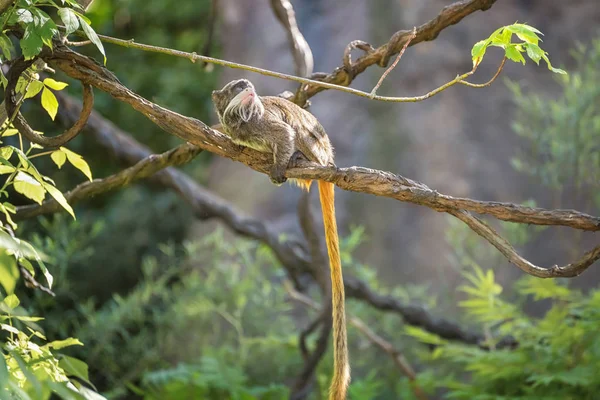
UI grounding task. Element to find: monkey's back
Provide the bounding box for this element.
[261,96,335,166]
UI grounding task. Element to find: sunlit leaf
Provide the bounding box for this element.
[24,80,44,99]
[13,171,46,204]
[43,78,68,91]
[1,128,18,138]
[43,182,75,219]
[41,87,59,120]
[505,45,526,65]
[61,147,92,180]
[3,293,19,309]
[0,250,18,293]
[51,150,67,168]
[0,323,18,334]
[46,337,83,350]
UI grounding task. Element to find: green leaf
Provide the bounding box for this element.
[16,9,33,24]
[41,87,59,120]
[404,325,447,345]
[3,293,19,309]
[13,315,43,322]
[0,323,18,334]
[0,352,8,391]
[0,33,14,61]
[0,147,13,159]
[78,17,106,64]
[505,45,526,65]
[0,231,40,259]
[506,24,542,45]
[20,25,43,60]
[13,171,46,204]
[19,257,35,276]
[0,128,17,137]
[0,250,19,293]
[24,80,44,99]
[46,337,83,350]
[59,355,91,385]
[35,19,58,49]
[61,147,92,180]
[51,150,67,168]
[58,8,79,35]
[42,182,75,219]
[471,40,488,64]
[43,78,68,91]
[525,43,544,65]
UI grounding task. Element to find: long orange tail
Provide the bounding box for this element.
[318,180,350,400]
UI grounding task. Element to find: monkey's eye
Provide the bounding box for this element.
[233,85,244,93]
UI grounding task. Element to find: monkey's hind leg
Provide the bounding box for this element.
[288,150,312,192]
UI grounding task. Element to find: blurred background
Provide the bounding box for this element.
[11,0,600,398]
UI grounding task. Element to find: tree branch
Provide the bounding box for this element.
[14,143,202,220]
[28,90,497,348]
[61,0,497,104]
[270,0,314,77]
[41,45,600,280]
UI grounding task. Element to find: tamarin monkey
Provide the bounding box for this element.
[212,79,350,400]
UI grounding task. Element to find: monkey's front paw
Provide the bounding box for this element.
[288,150,309,169]
[269,166,288,186]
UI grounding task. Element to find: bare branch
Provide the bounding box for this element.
[460,57,507,88]
[449,209,600,278]
[370,27,416,98]
[270,0,314,77]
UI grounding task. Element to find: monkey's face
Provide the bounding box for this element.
[212,79,256,113]
[212,79,264,123]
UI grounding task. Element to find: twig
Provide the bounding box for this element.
[460,56,506,88]
[370,27,416,98]
[65,39,92,47]
[56,0,497,103]
[285,281,430,400]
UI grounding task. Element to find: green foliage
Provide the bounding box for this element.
[0,0,104,62]
[408,261,600,399]
[471,23,566,74]
[509,38,600,198]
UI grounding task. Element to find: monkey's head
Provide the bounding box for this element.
[212,79,265,123]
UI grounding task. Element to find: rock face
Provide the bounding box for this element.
[207,0,600,289]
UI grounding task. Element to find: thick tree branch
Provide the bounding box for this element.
[40,45,600,279]
[14,143,202,220]
[27,90,497,348]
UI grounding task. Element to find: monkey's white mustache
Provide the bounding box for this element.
[224,88,265,122]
